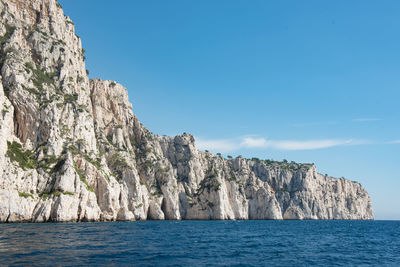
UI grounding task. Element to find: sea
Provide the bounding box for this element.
[0,220,399,266]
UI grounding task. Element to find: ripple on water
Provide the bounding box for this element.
[0,220,399,266]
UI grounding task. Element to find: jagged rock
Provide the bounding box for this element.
[0,0,373,222]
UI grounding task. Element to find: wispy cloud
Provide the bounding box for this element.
[352,118,381,122]
[196,139,237,153]
[196,136,364,152]
[388,140,400,144]
[266,139,354,150]
[241,137,268,148]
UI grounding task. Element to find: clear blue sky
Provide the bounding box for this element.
[59,0,400,220]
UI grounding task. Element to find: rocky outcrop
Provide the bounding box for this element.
[0,0,373,222]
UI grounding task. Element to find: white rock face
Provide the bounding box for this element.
[0,0,373,222]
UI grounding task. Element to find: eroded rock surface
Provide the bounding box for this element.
[0,0,373,222]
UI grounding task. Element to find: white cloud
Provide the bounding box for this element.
[241,137,268,148]
[388,140,400,144]
[195,136,361,152]
[196,139,237,153]
[352,118,381,122]
[267,139,353,150]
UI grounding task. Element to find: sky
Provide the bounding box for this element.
[59,0,400,220]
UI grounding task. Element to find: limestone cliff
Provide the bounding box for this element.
[0,0,373,222]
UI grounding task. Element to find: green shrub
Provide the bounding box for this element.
[129,135,136,146]
[135,203,144,209]
[24,62,56,91]
[18,192,33,199]
[63,93,78,104]
[37,154,61,173]
[144,160,153,168]
[7,141,37,170]
[157,166,170,173]
[151,182,163,197]
[77,104,87,113]
[227,176,236,182]
[106,134,117,148]
[196,169,221,195]
[0,25,16,45]
[40,192,50,201]
[67,144,79,155]
[83,154,102,169]
[40,190,74,200]
[107,153,131,181]
[52,158,66,173]
[74,162,94,192]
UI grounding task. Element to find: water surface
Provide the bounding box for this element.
[0,220,399,266]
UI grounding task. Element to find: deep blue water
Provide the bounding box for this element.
[0,220,399,266]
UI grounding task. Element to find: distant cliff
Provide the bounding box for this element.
[0,0,373,222]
